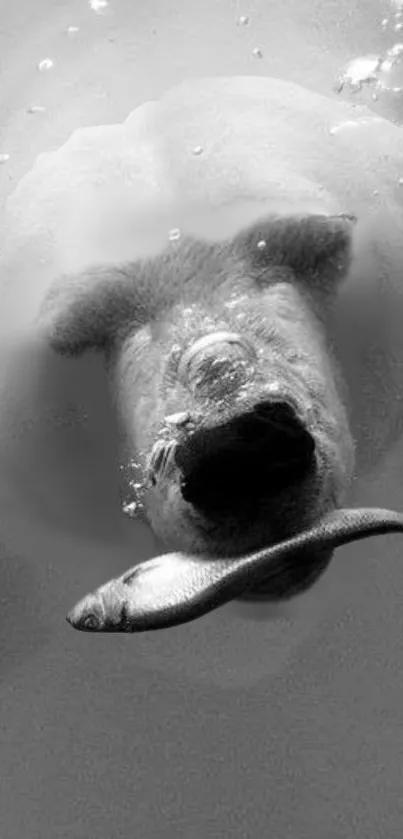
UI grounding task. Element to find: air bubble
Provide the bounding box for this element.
[169,228,181,241]
[66,25,80,35]
[130,481,144,493]
[164,412,191,426]
[89,0,109,12]
[122,501,139,518]
[237,15,250,25]
[337,55,381,92]
[119,457,147,515]
[192,145,204,156]
[266,382,282,397]
[252,47,263,59]
[335,43,403,120]
[257,239,267,250]
[37,58,54,72]
[0,153,10,164]
[389,42,403,56]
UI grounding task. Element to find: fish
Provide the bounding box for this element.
[66,507,403,632]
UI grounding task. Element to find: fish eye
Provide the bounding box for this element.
[82,614,100,630]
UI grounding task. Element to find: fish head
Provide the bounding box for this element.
[66,578,137,632]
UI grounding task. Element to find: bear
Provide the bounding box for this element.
[3,76,403,627]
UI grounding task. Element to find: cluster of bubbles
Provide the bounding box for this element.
[119,411,197,519]
[336,2,403,123]
[119,458,146,518]
[336,44,403,111]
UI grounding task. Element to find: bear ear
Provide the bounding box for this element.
[37,264,146,357]
[238,212,357,290]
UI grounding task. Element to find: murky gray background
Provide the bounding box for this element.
[1,1,403,837]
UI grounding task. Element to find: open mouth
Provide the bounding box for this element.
[174,398,316,517]
[145,396,322,596]
[173,397,323,597]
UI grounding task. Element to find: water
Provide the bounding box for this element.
[1,1,403,837]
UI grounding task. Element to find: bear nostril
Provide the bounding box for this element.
[178,332,257,399]
[176,401,316,515]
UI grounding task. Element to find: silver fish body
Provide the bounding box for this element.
[67,506,403,632]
